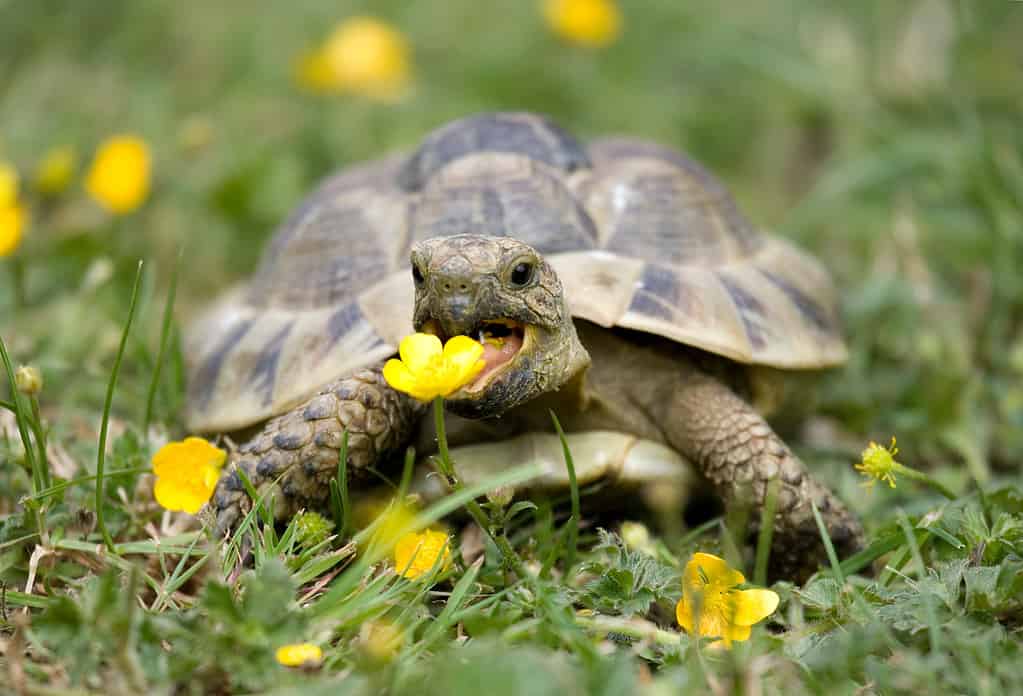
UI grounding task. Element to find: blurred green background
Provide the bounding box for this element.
[2,0,1022,496]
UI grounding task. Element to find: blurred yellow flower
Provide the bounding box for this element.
[295,48,340,94]
[383,333,485,402]
[0,162,19,207]
[322,17,410,99]
[856,437,901,489]
[359,619,405,662]
[275,642,323,667]
[393,529,452,579]
[543,0,622,48]
[34,146,77,196]
[85,135,151,214]
[152,437,227,514]
[0,203,27,257]
[367,498,419,552]
[675,552,779,648]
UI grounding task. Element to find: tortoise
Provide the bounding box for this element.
[186,112,863,577]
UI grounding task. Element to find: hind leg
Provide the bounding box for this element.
[210,366,425,535]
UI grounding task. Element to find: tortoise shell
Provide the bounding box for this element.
[185,112,846,432]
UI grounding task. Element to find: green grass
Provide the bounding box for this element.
[2,0,1023,693]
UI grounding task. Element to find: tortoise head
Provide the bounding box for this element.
[410,235,590,418]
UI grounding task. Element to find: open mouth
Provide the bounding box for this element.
[421,318,529,393]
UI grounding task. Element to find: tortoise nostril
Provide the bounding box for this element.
[459,283,468,291]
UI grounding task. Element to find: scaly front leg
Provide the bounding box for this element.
[663,372,863,580]
[210,366,425,535]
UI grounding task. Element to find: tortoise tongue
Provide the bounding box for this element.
[475,332,523,383]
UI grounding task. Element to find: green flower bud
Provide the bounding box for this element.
[293,511,334,548]
[14,365,42,395]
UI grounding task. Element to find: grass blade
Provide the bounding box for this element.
[398,445,416,499]
[0,335,41,491]
[550,411,579,570]
[753,476,780,586]
[95,260,144,552]
[143,248,180,437]
[811,499,845,586]
[896,510,941,654]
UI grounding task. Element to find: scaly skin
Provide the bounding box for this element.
[211,366,424,535]
[662,371,863,580]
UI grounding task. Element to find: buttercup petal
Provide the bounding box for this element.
[442,336,485,386]
[275,642,323,667]
[0,205,27,257]
[399,333,442,373]
[178,490,207,515]
[151,438,224,514]
[697,609,731,643]
[731,588,780,626]
[442,334,484,364]
[723,622,752,643]
[153,476,185,512]
[383,359,418,394]
[675,597,694,633]
[394,529,452,579]
[202,463,222,492]
[684,552,745,589]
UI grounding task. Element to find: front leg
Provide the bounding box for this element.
[211,366,425,535]
[664,372,864,580]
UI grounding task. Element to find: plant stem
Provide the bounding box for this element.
[28,395,51,489]
[754,476,780,586]
[0,336,42,494]
[96,260,144,552]
[432,397,452,477]
[432,396,528,577]
[550,411,579,571]
[896,465,957,501]
[143,248,180,438]
[575,614,681,646]
[811,499,845,585]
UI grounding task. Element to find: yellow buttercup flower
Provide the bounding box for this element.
[0,162,19,207]
[152,437,227,514]
[85,135,151,214]
[323,17,411,100]
[543,0,622,48]
[368,498,419,552]
[294,48,340,94]
[34,146,77,196]
[0,203,27,257]
[675,552,779,648]
[393,529,453,579]
[383,333,485,402]
[275,642,323,667]
[856,437,901,489]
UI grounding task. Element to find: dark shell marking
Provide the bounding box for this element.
[397,112,591,192]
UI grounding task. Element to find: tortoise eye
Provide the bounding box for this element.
[509,261,534,287]
[412,263,425,286]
